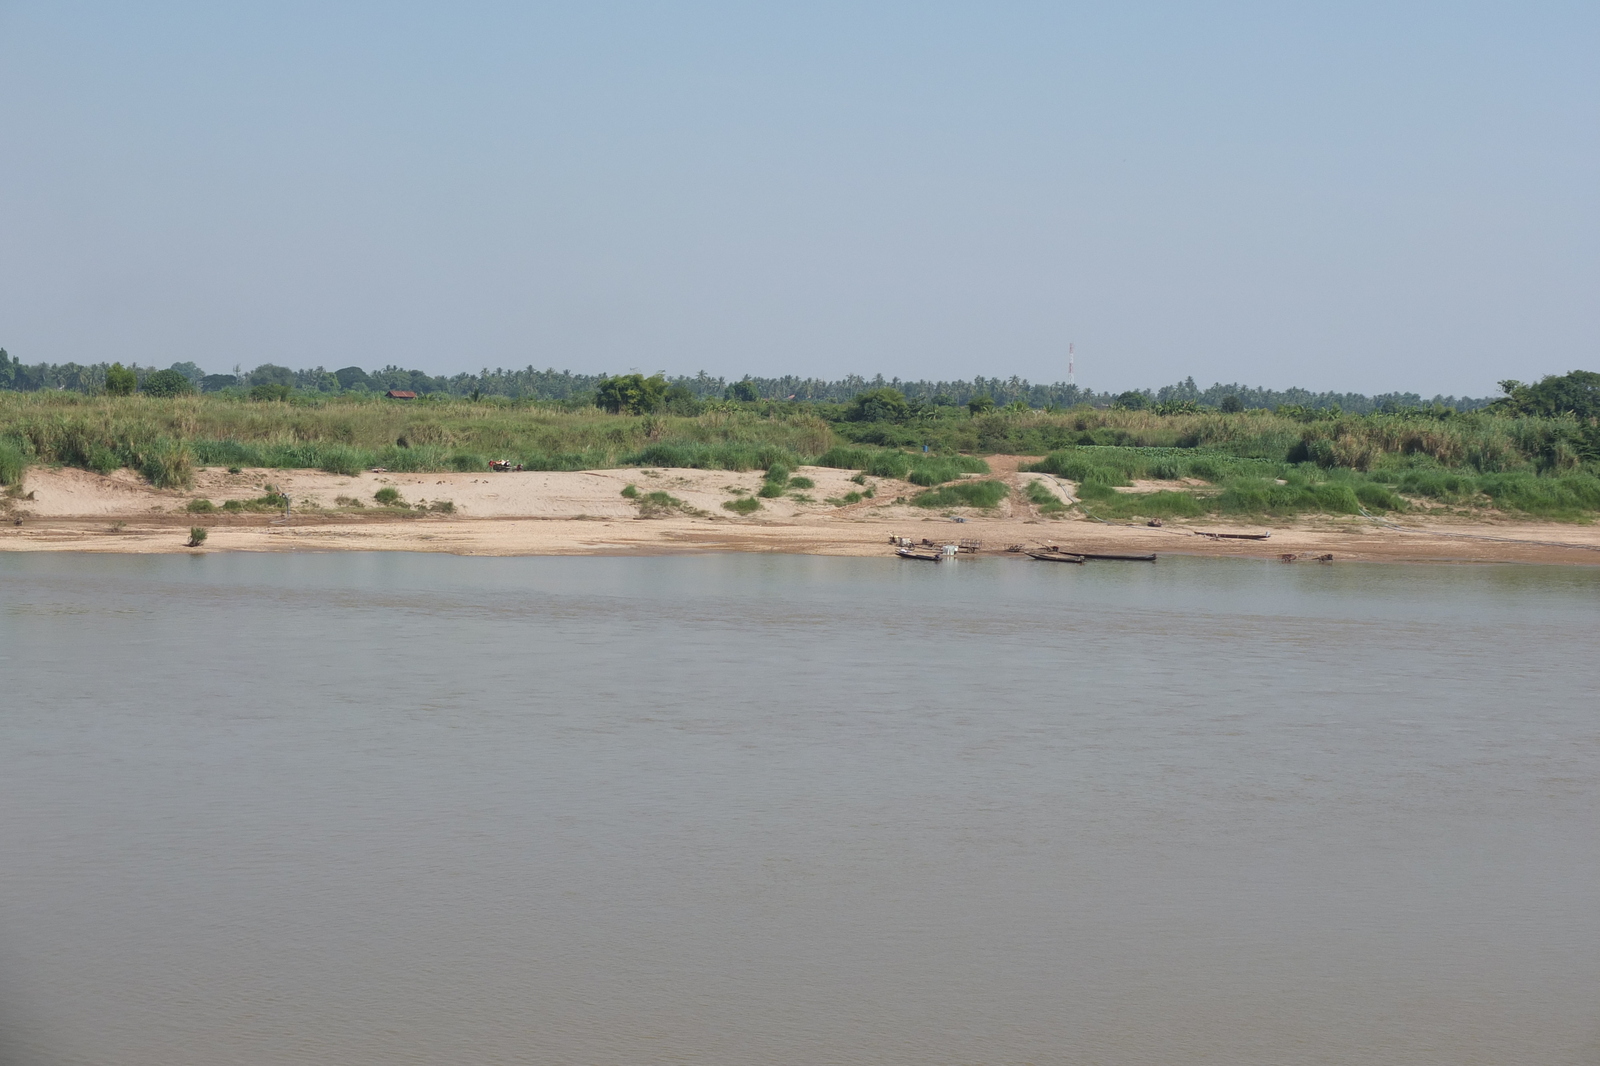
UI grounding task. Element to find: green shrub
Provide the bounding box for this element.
[620,484,639,498]
[911,479,1008,509]
[757,482,786,498]
[185,498,216,513]
[186,526,207,546]
[374,487,403,506]
[141,369,195,397]
[635,490,691,517]
[449,452,485,472]
[104,363,136,396]
[250,383,291,402]
[722,495,761,514]
[789,476,814,489]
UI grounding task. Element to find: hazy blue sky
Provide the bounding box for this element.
[1,2,1594,394]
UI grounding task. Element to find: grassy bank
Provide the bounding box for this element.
[1029,445,1600,521]
[0,392,837,488]
[3,390,1599,519]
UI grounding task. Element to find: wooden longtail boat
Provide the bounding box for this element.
[895,547,943,562]
[1026,550,1086,563]
[1078,552,1157,562]
[1194,530,1271,540]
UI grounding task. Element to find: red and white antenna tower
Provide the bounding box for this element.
[1068,342,1075,387]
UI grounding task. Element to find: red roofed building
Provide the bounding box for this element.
[385,390,417,400]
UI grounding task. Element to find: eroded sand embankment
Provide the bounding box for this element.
[4,459,1600,565]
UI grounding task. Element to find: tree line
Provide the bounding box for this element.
[0,347,1510,414]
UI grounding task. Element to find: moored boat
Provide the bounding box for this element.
[1026,550,1086,563]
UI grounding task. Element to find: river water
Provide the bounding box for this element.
[1,552,1598,1065]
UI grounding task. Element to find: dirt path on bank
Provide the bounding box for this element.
[5,460,1600,566]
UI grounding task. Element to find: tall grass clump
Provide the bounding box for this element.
[815,446,988,484]
[625,440,800,472]
[1476,472,1600,517]
[1081,490,1209,520]
[375,444,450,472]
[135,440,194,489]
[911,479,1008,509]
[1024,446,1280,484]
[0,437,25,485]
[905,455,989,486]
[191,439,372,475]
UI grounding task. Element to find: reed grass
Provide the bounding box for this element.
[0,392,833,481]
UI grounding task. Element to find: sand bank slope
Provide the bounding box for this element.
[4,461,1600,565]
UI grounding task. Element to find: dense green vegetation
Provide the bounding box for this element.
[2,369,1598,519]
[1027,442,1600,520]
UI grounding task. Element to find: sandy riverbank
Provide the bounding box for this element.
[4,457,1599,565]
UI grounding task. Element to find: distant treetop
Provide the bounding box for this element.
[1494,371,1600,420]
